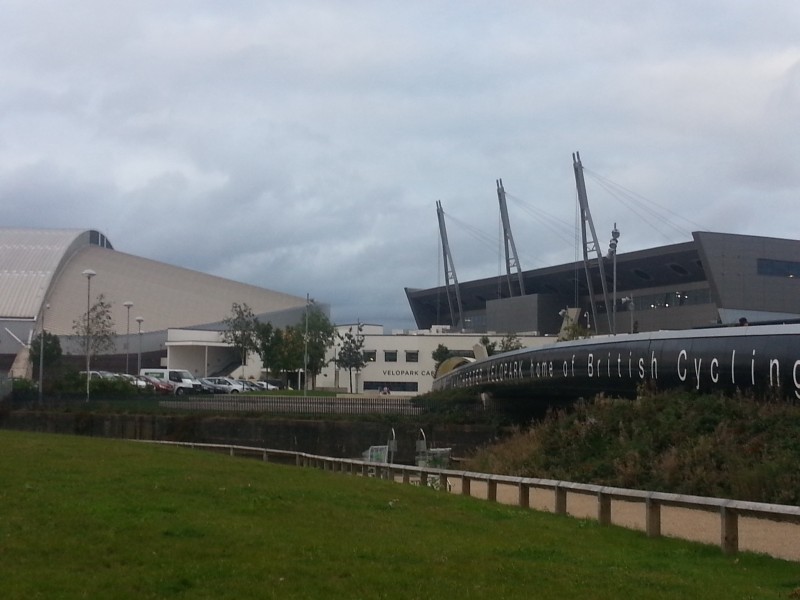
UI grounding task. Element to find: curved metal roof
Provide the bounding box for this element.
[0,228,112,320]
[0,227,308,337]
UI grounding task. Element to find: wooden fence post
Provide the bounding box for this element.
[518,483,530,508]
[598,492,611,525]
[720,504,739,555]
[645,496,661,538]
[554,484,567,515]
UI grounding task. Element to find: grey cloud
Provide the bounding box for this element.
[2,1,800,330]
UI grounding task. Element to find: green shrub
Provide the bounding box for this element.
[466,390,800,504]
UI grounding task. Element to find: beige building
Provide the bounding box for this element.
[320,324,553,395]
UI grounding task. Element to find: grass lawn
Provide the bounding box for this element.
[1,430,798,599]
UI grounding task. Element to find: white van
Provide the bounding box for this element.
[140,368,202,395]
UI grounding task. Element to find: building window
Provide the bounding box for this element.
[384,350,398,362]
[405,351,419,363]
[758,258,800,278]
[363,350,376,362]
[364,381,419,393]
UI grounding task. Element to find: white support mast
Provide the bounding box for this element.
[572,152,612,333]
[496,179,526,297]
[436,200,464,329]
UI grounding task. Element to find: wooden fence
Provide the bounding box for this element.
[135,440,800,561]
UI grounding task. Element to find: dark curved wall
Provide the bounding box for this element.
[435,324,800,401]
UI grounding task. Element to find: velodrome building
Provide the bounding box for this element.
[0,228,312,379]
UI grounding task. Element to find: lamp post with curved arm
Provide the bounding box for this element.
[82,269,96,402]
[123,301,133,374]
[136,316,144,374]
[609,224,620,335]
[38,302,50,405]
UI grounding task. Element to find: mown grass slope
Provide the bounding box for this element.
[1,430,798,599]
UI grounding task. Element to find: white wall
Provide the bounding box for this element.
[166,326,556,395]
[319,328,554,395]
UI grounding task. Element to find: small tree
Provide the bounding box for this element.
[559,321,590,341]
[479,335,498,357]
[29,331,63,382]
[499,333,523,352]
[337,324,367,393]
[222,302,258,370]
[432,344,452,369]
[254,321,280,377]
[301,305,335,390]
[72,293,117,357]
[279,326,305,388]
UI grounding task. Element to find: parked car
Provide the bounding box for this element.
[204,377,245,393]
[237,379,261,392]
[119,373,149,389]
[199,378,228,394]
[254,380,279,391]
[138,374,174,395]
[79,370,110,380]
[140,368,203,395]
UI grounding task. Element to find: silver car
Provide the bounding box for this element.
[204,377,245,393]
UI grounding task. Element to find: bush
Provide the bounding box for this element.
[10,378,38,407]
[465,389,800,504]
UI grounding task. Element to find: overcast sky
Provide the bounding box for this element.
[2,1,799,330]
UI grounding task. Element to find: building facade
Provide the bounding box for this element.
[405,231,800,336]
[165,324,553,395]
[0,228,310,378]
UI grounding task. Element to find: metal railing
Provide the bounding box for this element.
[159,395,423,416]
[134,440,800,560]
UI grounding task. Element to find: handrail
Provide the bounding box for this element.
[133,439,800,559]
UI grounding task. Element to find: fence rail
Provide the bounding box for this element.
[135,440,800,560]
[159,395,423,415]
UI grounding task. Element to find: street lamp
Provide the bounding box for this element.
[136,316,144,374]
[38,302,50,405]
[609,224,620,335]
[303,293,312,393]
[82,269,96,402]
[123,301,133,374]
